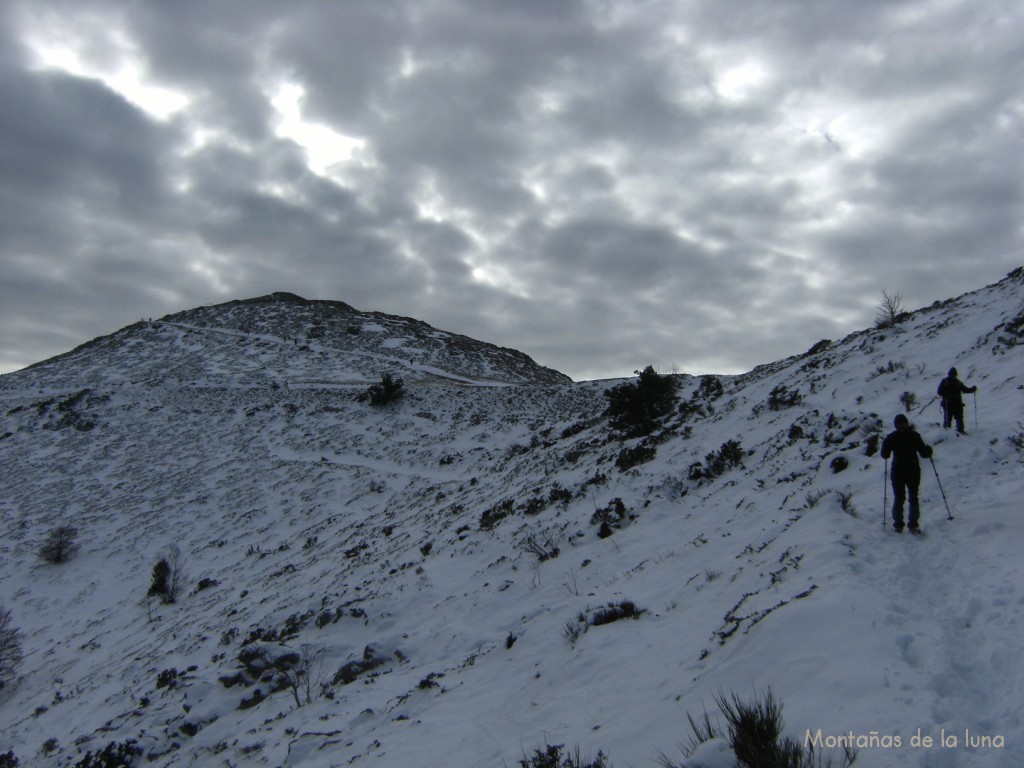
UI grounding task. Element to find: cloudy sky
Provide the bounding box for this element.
[1,0,1022,381]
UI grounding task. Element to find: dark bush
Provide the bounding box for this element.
[0,751,17,768]
[615,441,657,471]
[72,740,143,768]
[148,559,171,600]
[590,600,645,626]
[768,385,803,410]
[830,456,849,474]
[692,440,745,481]
[147,545,185,604]
[548,485,573,506]
[156,668,181,690]
[695,376,724,401]
[480,498,515,530]
[333,645,389,685]
[360,373,405,406]
[604,366,679,437]
[590,498,629,538]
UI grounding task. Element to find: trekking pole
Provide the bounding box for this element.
[929,457,954,521]
[973,392,978,431]
[882,459,888,528]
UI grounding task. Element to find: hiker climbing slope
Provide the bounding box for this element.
[881,414,933,534]
[937,367,977,434]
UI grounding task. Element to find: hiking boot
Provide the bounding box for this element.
[893,522,904,533]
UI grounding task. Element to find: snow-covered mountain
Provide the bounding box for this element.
[1,275,1022,768]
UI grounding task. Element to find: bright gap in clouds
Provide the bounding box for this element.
[268,82,366,177]
[715,60,769,101]
[19,14,188,121]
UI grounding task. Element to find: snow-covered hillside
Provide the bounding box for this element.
[1,273,1022,768]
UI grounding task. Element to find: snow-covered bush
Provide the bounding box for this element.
[566,600,647,645]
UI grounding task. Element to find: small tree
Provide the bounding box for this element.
[39,525,80,564]
[148,544,186,604]
[0,606,23,691]
[875,290,905,329]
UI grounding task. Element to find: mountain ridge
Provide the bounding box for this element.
[13,292,571,389]
[1,272,1022,767]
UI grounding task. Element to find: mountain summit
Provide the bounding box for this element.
[1,273,1023,768]
[16,293,571,388]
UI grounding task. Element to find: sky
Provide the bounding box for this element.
[1,0,1022,382]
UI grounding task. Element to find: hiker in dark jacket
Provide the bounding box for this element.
[937,367,977,434]
[881,414,933,533]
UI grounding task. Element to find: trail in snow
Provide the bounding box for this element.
[856,427,1021,768]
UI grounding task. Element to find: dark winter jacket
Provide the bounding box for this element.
[937,375,976,407]
[881,428,932,477]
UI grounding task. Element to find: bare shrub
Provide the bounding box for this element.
[39,525,80,564]
[875,290,905,329]
[0,606,23,690]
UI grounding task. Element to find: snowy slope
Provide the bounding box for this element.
[1,272,1022,768]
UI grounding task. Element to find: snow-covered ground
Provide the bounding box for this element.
[1,274,1022,767]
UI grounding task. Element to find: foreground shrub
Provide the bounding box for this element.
[520,744,610,768]
[604,366,679,437]
[663,688,857,768]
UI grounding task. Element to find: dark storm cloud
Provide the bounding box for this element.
[1,0,1023,379]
